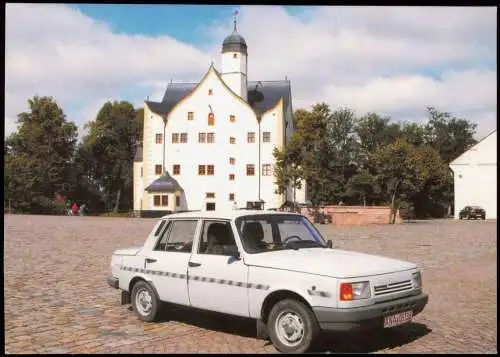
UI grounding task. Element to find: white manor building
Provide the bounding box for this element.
[133,22,305,214]
[449,129,497,219]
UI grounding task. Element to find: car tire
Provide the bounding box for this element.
[267,298,319,353]
[256,319,269,340]
[131,280,160,322]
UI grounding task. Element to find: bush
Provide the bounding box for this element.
[398,201,416,221]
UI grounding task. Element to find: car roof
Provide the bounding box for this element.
[160,210,302,220]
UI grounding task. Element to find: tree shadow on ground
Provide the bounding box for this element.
[131,304,431,353]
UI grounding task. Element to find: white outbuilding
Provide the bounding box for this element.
[133,21,305,214]
[449,130,497,219]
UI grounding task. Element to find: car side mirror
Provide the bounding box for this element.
[326,240,333,248]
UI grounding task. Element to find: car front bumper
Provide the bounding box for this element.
[313,292,429,332]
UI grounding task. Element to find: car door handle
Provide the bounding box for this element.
[145,258,157,264]
[188,261,201,267]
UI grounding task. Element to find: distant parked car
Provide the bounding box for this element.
[459,206,486,220]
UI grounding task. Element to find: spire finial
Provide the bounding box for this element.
[233,9,238,32]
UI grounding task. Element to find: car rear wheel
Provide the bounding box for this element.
[131,281,160,322]
[268,298,319,353]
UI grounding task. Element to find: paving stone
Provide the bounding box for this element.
[4,215,497,353]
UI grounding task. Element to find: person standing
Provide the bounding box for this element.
[71,202,79,216]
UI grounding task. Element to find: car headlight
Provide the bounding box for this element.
[340,281,371,301]
[412,272,422,289]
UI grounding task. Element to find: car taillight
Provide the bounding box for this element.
[340,283,353,301]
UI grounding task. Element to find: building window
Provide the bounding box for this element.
[233,53,238,59]
[229,115,236,123]
[246,164,255,176]
[175,196,180,207]
[155,133,163,144]
[172,133,179,143]
[208,89,213,95]
[229,193,235,201]
[229,157,235,165]
[173,164,180,175]
[207,133,215,143]
[206,192,215,199]
[199,132,206,143]
[180,133,188,143]
[155,165,162,175]
[229,137,236,144]
[208,113,215,126]
[263,132,271,143]
[154,195,161,207]
[207,165,214,176]
[188,112,194,121]
[198,165,206,175]
[262,164,272,176]
[229,174,235,181]
[161,195,169,206]
[247,132,255,143]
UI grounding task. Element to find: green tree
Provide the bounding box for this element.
[135,107,144,142]
[424,107,477,163]
[4,96,78,213]
[82,101,139,212]
[345,168,381,206]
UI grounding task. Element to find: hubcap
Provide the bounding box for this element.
[275,310,305,347]
[135,288,153,316]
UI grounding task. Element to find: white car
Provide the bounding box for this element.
[106,210,428,353]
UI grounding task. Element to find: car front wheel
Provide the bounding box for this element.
[131,281,160,322]
[267,299,319,353]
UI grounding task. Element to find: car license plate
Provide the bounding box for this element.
[383,310,413,328]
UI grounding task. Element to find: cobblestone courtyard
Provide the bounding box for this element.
[4,215,497,353]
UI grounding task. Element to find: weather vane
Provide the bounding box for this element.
[233,9,239,31]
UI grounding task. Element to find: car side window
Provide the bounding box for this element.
[154,220,167,236]
[154,221,171,251]
[198,220,238,256]
[154,220,198,253]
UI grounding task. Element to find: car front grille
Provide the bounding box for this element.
[374,280,412,296]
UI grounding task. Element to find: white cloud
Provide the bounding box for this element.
[5,4,497,140]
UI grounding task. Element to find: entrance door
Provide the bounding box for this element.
[187,220,249,317]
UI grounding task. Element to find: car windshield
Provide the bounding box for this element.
[235,214,327,254]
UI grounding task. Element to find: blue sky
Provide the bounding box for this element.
[71,5,314,44]
[5,4,497,139]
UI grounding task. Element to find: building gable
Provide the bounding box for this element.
[450,130,497,166]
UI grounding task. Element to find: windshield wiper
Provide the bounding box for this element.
[286,241,325,249]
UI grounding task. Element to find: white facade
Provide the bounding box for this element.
[221,51,248,101]
[133,29,303,213]
[450,130,497,219]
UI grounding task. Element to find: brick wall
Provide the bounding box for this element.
[301,205,402,226]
